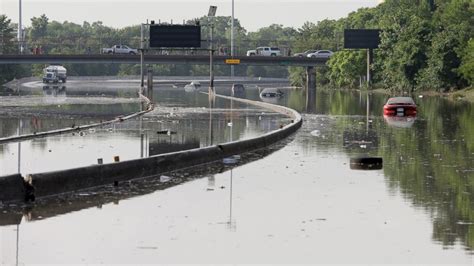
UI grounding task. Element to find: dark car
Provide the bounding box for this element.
[231,83,245,95]
[260,88,284,97]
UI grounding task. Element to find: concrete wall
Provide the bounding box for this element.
[0,94,302,203]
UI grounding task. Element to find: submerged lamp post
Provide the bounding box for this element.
[208,6,217,95]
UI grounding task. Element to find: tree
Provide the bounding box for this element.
[0,14,16,54]
[0,15,29,83]
[30,14,49,39]
[458,39,474,85]
[327,50,366,88]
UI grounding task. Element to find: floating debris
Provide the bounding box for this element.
[157,130,177,135]
[350,157,383,170]
[160,175,172,183]
[310,130,321,137]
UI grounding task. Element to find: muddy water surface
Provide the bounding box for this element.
[0,81,472,264]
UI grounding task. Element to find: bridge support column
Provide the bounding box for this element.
[146,66,153,99]
[306,66,316,112]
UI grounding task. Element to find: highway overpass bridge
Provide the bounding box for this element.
[0,54,327,66]
[0,54,325,91]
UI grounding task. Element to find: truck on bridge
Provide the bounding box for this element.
[101,45,138,55]
[246,47,281,56]
[42,65,67,83]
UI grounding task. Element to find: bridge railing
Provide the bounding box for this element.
[2,38,297,57]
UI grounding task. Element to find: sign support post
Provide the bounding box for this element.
[367,48,373,87]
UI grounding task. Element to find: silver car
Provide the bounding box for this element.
[307,50,334,58]
[293,50,318,57]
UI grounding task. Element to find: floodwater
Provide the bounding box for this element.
[0,80,288,175]
[1,79,473,264]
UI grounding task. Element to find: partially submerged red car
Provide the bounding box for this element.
[383,97,417,117]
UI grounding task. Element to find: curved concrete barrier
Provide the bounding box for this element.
[0,93,302,203]
[0,92,154,145]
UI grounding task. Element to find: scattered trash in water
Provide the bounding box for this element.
[160,175,172,182]
[223,155,240,164]
[310,130,321,137]
[137,246,158,250]
[456,221,474,225]
[157,130,177,135]
[223,157,237,164]
[350,157,383,170]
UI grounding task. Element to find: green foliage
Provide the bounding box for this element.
[0,14,16,54]
[2,2,473,89]
[288,66,305,87]
[30,14,49,39]
[290,0,473,91]
[0,15,29,83]
[459,39,474,84]
[327,50,365,88]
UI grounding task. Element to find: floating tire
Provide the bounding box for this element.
[350,157,383,170]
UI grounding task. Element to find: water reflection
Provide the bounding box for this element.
[42,85,66,97]
[383,115,416,128]
[0,141,284,248]
[343,93,378,151]
[296,89,473,252]
[227,167,237,232]
[1,81,472,257]
[0,86,287,176]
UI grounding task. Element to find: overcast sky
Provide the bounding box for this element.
[1,0,379,32]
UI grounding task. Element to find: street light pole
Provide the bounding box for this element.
[18,0,23,54]
[140,23,145,91]
[231,0,235,78]
[210,23,214,93]
[208,6,217,96]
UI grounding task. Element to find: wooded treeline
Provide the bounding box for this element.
[1,0,472,91]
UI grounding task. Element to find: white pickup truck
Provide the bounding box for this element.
[246,47,281,56]
[101,45,138,55]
